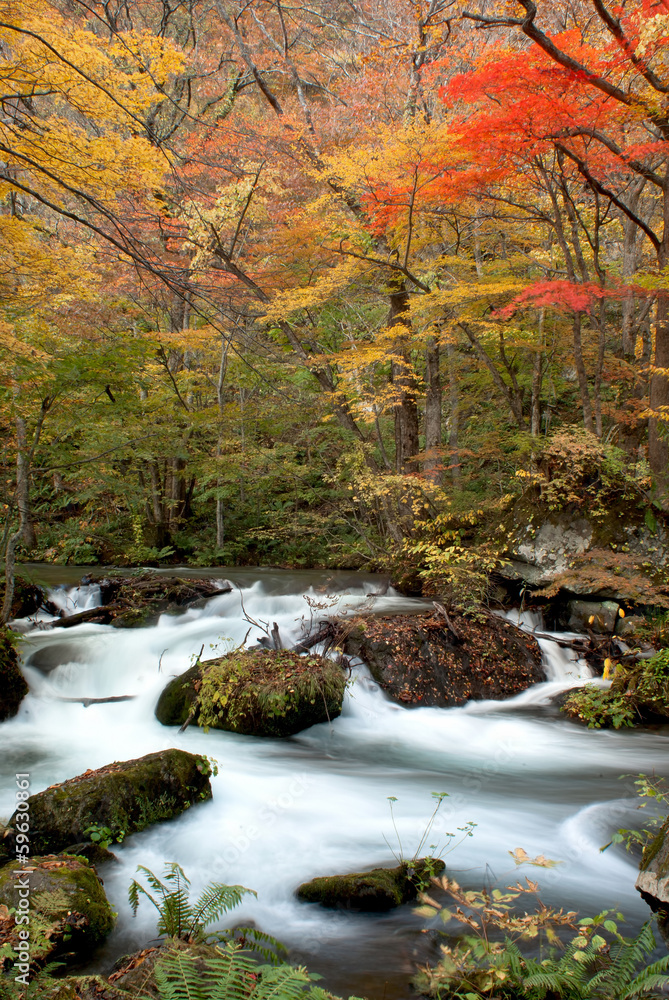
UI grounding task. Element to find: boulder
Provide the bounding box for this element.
[335,611,543,706]
[296,859,445,911]
[156,649,347,737]
[0,627,28,721]
[568,600,620,634]
[637,816,669,927]
[0,854,114,968]
[6,749,212,855]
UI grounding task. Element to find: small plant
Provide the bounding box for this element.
[128,863,285,961]
[562,649,669,729]
[384,792,476,889]
[129,863,253,944]
[414,868,669,999]
[84,823,125,851]
[601,773,669,854]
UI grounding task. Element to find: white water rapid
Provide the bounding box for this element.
[2,569,667,997]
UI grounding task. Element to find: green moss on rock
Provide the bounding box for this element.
[156,649,347,737]
[7,749,212,855]
[296,858,445,911]
[0,627,28,721]
[0,855,114,968]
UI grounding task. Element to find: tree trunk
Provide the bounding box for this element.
[572,313,595,434]
[15,416,36,549]
[424,337,442,483]
[388,284,419,473]
[530,310,544,437]
[446,338,461,486]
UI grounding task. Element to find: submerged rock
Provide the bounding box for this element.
[156,649,347,737]
[296,859,445,911]
[336,611,543,706]
[0,854,114,968]
[7,749,212,855]
[0,627,28,721]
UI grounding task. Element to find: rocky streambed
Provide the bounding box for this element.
[0,567,668,997]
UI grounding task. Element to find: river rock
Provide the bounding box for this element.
[568,600,620,634]
[0,854,114,968]
[6,749,212,855]
[155,649,347,737]
[0,627,28,721]
[296,858,445,911]
[636,815,669,923]
[335,611,542,706]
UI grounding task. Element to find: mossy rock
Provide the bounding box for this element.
[0,855,114,969]
[0,627,28,721]
[296,858,444,911]
[155,649,347,737]
[6,749,212,855]
[637,814,669,926]
[336,612,543,707]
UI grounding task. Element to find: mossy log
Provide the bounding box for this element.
[296,858,445,911]
[6,749,212,855]
[334,611,543,707]
[155,649,347,737]
[0,855,114,969]
[50,574,232,629]
[0,627,28,721]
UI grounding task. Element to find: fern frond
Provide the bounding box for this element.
[188,883,255,939]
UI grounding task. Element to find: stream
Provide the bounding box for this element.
[2,567,668,998]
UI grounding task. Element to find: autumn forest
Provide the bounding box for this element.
[3,0,669,594]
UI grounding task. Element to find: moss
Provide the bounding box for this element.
[0,627,28,721]
[7,749,212,855]
[296,858,445,912]
[0,855,114,969]
[156,650,347,737]
[640,817,669,878]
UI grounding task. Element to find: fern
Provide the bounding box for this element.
[129,863,255,944]
[148,941,324,1000]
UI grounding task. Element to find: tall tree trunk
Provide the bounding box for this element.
[530,309,545,437]
[572,313,595,434]
[216,335,229,549]
[424,337,442,483]
[649,187,669,499]
[446,338,461,487]
[15,416,36,549]
[388,284,419,473]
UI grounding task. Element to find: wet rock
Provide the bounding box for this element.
[24,641,87,675]
[336,611,543,707]
[568,600,620,634]
[637,815,669,928]
[296,859,445,911]
[2,577,53,620]
[6,749,212,855]
[0,854,114,968]
[0,627,28,721]
[156,649,346,737]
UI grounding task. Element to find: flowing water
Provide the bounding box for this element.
[2,568,668,997]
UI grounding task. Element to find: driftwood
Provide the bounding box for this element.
[56,695,136,707]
